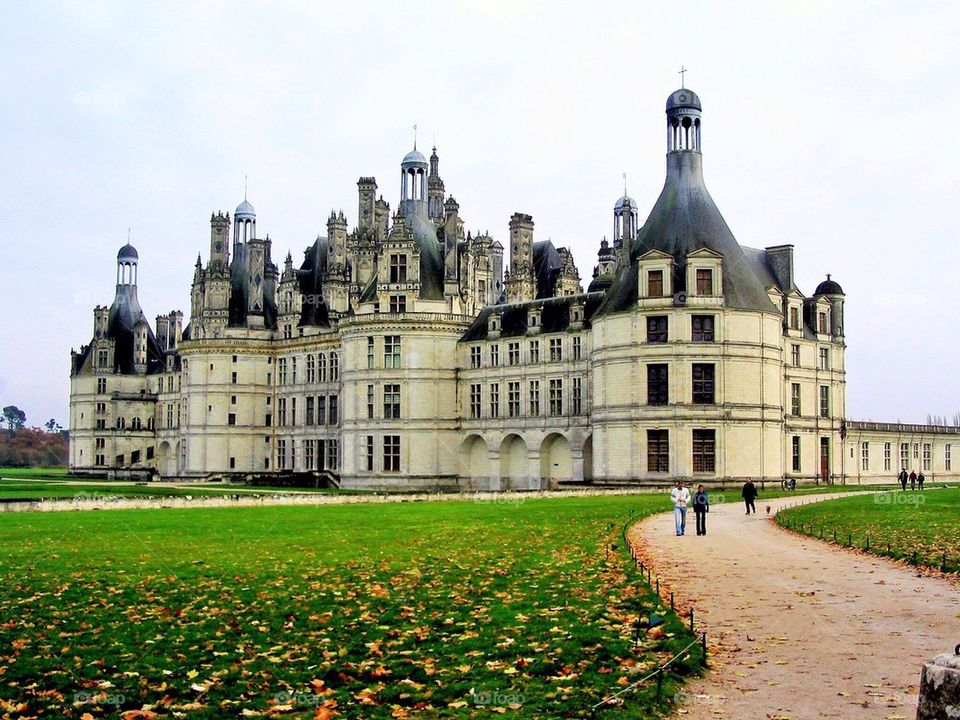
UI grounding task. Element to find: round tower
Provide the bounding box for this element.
[234,198,256,245]
[400,148,428,216]
[117,242,139,286]
[613,194,638,248]
[666,88,702,152]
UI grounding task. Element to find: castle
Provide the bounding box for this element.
[69,87,960,488]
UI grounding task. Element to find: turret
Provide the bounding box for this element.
[357,177,377,233]
[815,275,845,339]
[400,147,428,218]
[327,210,348,272]
[155,314,171,351]
[428,146,446,221]
[443,196,460,286]
[209,211,230,270]
[93,305,109,339]
[505,213,535,303]
[133,320,148,375]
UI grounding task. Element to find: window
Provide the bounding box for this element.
[490,345,500,367]
[914,443,919,460]
[791,383,801,416]
[648,270,664,297]
[131,450,141,464]
[389,254,408,283]
[265,413,272,427]
[529,340,540,363]
[306,354,315,382]
[326,439,339,470]
[861,442,869,471]
[231,371,238,384]
[96,418,106,430]
[791,344,800,367]
[97,349,109,369]
[818,311,828,334]
[291,357,297,384]
[792,436,801,472]
[364,436,375,471]
[692,429,716,473]
[883,442,891,472]
[549,378,563,416]
[316,395,326,425]
[819,347,829,370]
[946,444,952,471]
[230,395,237,405]
[647,364,668,406]
[306,396,315,426]
[470,346,482,368]
[367,337,375,368]
[549,337,563,362]
[696,269,713,296]
[692,364,715,404]
[291,397,297,426]
[97,378,107,394]
[278,358,287,385]
[819,386,830,418]
[383,435,400,472]
[167,376,175,393]
[367,384,375,419]
[383,385,400,419]
[692,315,715,342]
[389,295,406,313]
[647,316,668,343]
[508,381,521,417]
[305,440,316,471]
[329,395,338,425]
[923,443,931,471]
[278,398,287,426]
[95,402,106,414]
[529,380,540,416]
[647,430,669,473]
[228,413,236,426]
[384,336,400,369]
[330,352,339,381]
[572,336,582,361]
[277,439,287,470]
[900,443,909,471]
[572,377,583,415]
[490,383,500,418]
[470,383,482,419]
[508,342,520,366]
[166,405,173,428]
[790,306,800,330]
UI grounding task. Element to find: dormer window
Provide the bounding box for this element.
[648,270,664,297]
[696,269,713,296]
[389,254,408,283]
[818,311,828,334]
[790,306,800,330]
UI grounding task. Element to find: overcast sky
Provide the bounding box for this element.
[1,0,958,427]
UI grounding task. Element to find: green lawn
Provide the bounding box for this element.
[777,487,960,571]
[0,479,243,500]
[0,495,703,718]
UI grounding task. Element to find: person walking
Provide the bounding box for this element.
[898,468,908,491]
[909,470,917,490]
[917,470,925,490]
[742,478,758,514]
[693,484,710,536]
[671,480,690,536]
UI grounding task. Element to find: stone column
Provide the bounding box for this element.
[916,650,960,720]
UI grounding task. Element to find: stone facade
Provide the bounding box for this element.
[68,88,959,489]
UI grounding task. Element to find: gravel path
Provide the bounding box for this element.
[628,493,960,719]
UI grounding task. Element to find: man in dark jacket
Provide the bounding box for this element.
[741,479,758,514]
[909,470,917,490]
[693,484,710,535]
[898,468,908,491]
[917,471,925,490]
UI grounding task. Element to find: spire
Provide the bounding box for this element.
[678,65,687,89]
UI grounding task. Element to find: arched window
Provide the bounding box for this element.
[132,417,142,431]
[306,354,316,383]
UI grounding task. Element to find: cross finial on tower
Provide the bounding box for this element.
[127,227,131,243]
[678,65,688,88]
[413,123,418,150]
[623,172,627,196]
[244,174,248,201]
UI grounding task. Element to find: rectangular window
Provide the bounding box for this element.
[647,316,668,343]
[364,435,375,471]
[389,294,406,313]
[367,384,375,419]
[316,395,326,426]
[914,443,919,460]
[97,378,107,394]
[692,429,716,473]
[529,380,540,416]
[883,442,892,472]
[549,378,563,416]
[549,337,563,362]
[470,383,482,419]
[367,337,375,368]
[326,439,339,471]
[572,336,582,361]
[329,395,338,425]
[228,413,236,426]
[277,439,287,470]
[490,383,500,418]
[290,397,297,426]
[231,371,237,384]
[508,342,520,366]
[384,336,401,369]
[306,396,315,426]
[819,347,829,370]
[791,383,801,417]
[923,443,931,471]
[265,413,272,427]
[946,444,952,471]
[291,357,297,384]
[131,450,141,464]
[647,364,668,406]
[305,440,315,471]
[648,270,664,297]
[692,364,715,404]
[819,385,830,418]
[696,268,713,296]
[691,315,715,342]
[278,398,287,426]
[306,354,315,383]
[383,385,400,419]
[790,306,800,330]
[818,311,828,334]
[278,358,287,385]
[900,443,908,470]
[318,354,327,382]
[529,340,540,363]
[791,344,801,367]
[228,456,235,469]
[470,346,482,368]
[792,436,801,472]
[861,441,869,471]
[383,435,400,472]
[490,344,500,367]
[647,430,669,473]
[389,254,408,283]
[508,381,521,418]
[572,377,583,415]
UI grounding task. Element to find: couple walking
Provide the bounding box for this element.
[670,480,710,536]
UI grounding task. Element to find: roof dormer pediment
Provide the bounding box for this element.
[686,247,723,260]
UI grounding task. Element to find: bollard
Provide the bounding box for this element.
[655,577,659,595]
[833,529,837,543]
[655,667,664,700]
[670,592,675,611]
[689,608,694,631]
[866,535,870,551]
[943,553,948,572]
[913,550,918,565]
[848,531,852,547]
[701,632,708,667]
[916,649,960,720]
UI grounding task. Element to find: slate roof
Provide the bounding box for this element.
[461,291,605,342]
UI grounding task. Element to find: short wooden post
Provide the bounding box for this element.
[689,608,694,631]
[701,631,708,667]
[655,667,664,700]
[670,592,675,610]
[655,577,659,595]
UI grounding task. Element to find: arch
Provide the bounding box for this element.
[540,433,572,486]
[459,435,489,488]
[499,434,529,490]
[582,434,594,483]
[157,440,174,477]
